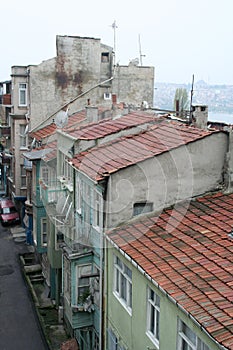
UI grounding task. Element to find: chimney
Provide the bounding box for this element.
[86,106,99,123]
[112,94,117,105]
[191,105,208,130]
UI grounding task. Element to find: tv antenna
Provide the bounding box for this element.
[189,74,194,123]
[138,34,146,66]
[54,105,69,128]
[111,20,118,65]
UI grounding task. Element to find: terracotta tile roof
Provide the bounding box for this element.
[29,110,86,140]
[106,192,233,349]
[68,111,157,139]
[70,120,219,182]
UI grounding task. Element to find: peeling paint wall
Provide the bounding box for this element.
[23,35,154,130]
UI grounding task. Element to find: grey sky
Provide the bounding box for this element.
[1,0,233,85]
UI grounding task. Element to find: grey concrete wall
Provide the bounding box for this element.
[112,65,155,107]
[28,36,113,130]
[105,132,228,229]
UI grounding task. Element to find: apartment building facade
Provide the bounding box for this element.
[1,34,154,220]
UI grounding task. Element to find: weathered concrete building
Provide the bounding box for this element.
[6,34,154,208]
[20,35,154,130]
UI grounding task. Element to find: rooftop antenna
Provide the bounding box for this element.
[138,34,146,66]
[189,74,194,123]
[111,20,118,66]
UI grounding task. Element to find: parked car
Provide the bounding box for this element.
[0,199,20,225]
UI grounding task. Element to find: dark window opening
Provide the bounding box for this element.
[101,52,109,62]
[133,202,153,217]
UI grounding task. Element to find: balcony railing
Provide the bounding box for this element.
[40,179,65,206]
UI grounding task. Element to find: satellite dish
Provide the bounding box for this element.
[54,109,68,128]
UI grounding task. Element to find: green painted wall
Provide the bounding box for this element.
[106,246,220,350]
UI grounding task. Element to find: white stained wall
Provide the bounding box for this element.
[105,132,228,230]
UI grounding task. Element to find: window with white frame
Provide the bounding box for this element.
[76,264,99,305]
[40,166,49,184]
[178,320,210,350]
[108,329,126,350]
[93,191,102,230]
[41,218,47,246]
[114,255,132,313]
[76,177,82,214]
[146,287,160,346]
[19,124,27,148]
[77,264,92,304]
[20,165,27,187]
[19,83,27,106]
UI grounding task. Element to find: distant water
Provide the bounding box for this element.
[209,112,233,124]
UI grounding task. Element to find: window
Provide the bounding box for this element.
[133,201,153,216]
[76,178,82,214]
[178,320,210,350]
[41,218,47,246]
[114,255,132,312]
[104,92,112,100]
[19,125,27,148]
[20,165,27,187]
[146,288,160,346]
[108,329,126,350]
[101,52,109,62]
[40,166,49,184]
[76,264,98,305]
[19,83,27,106]
[93,191,102,230]
[77,264,91,303]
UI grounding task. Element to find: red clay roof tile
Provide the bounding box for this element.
[71,120,219,181]
[106,192,233,349]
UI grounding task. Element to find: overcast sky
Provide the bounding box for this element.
[1,0,233,85]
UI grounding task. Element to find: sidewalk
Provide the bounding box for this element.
[10,225,71,350]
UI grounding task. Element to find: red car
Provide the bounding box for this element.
[0,199,20,225]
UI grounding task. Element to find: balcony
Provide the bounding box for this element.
[40,179,65,206]
[0,152,11,165]
[0,124,10,138]
[1,94,11,105]
[40,179,73,229]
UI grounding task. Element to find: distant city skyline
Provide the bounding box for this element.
[1,0,233,85]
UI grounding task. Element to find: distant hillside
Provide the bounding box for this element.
[154,81,233,114]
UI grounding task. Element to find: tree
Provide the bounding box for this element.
[173,88,189,117]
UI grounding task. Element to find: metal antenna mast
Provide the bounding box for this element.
[189,74,195,123]
[111,20,118,66]
[138,34,146,66]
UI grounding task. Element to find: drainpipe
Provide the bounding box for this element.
[100,176,110,350]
